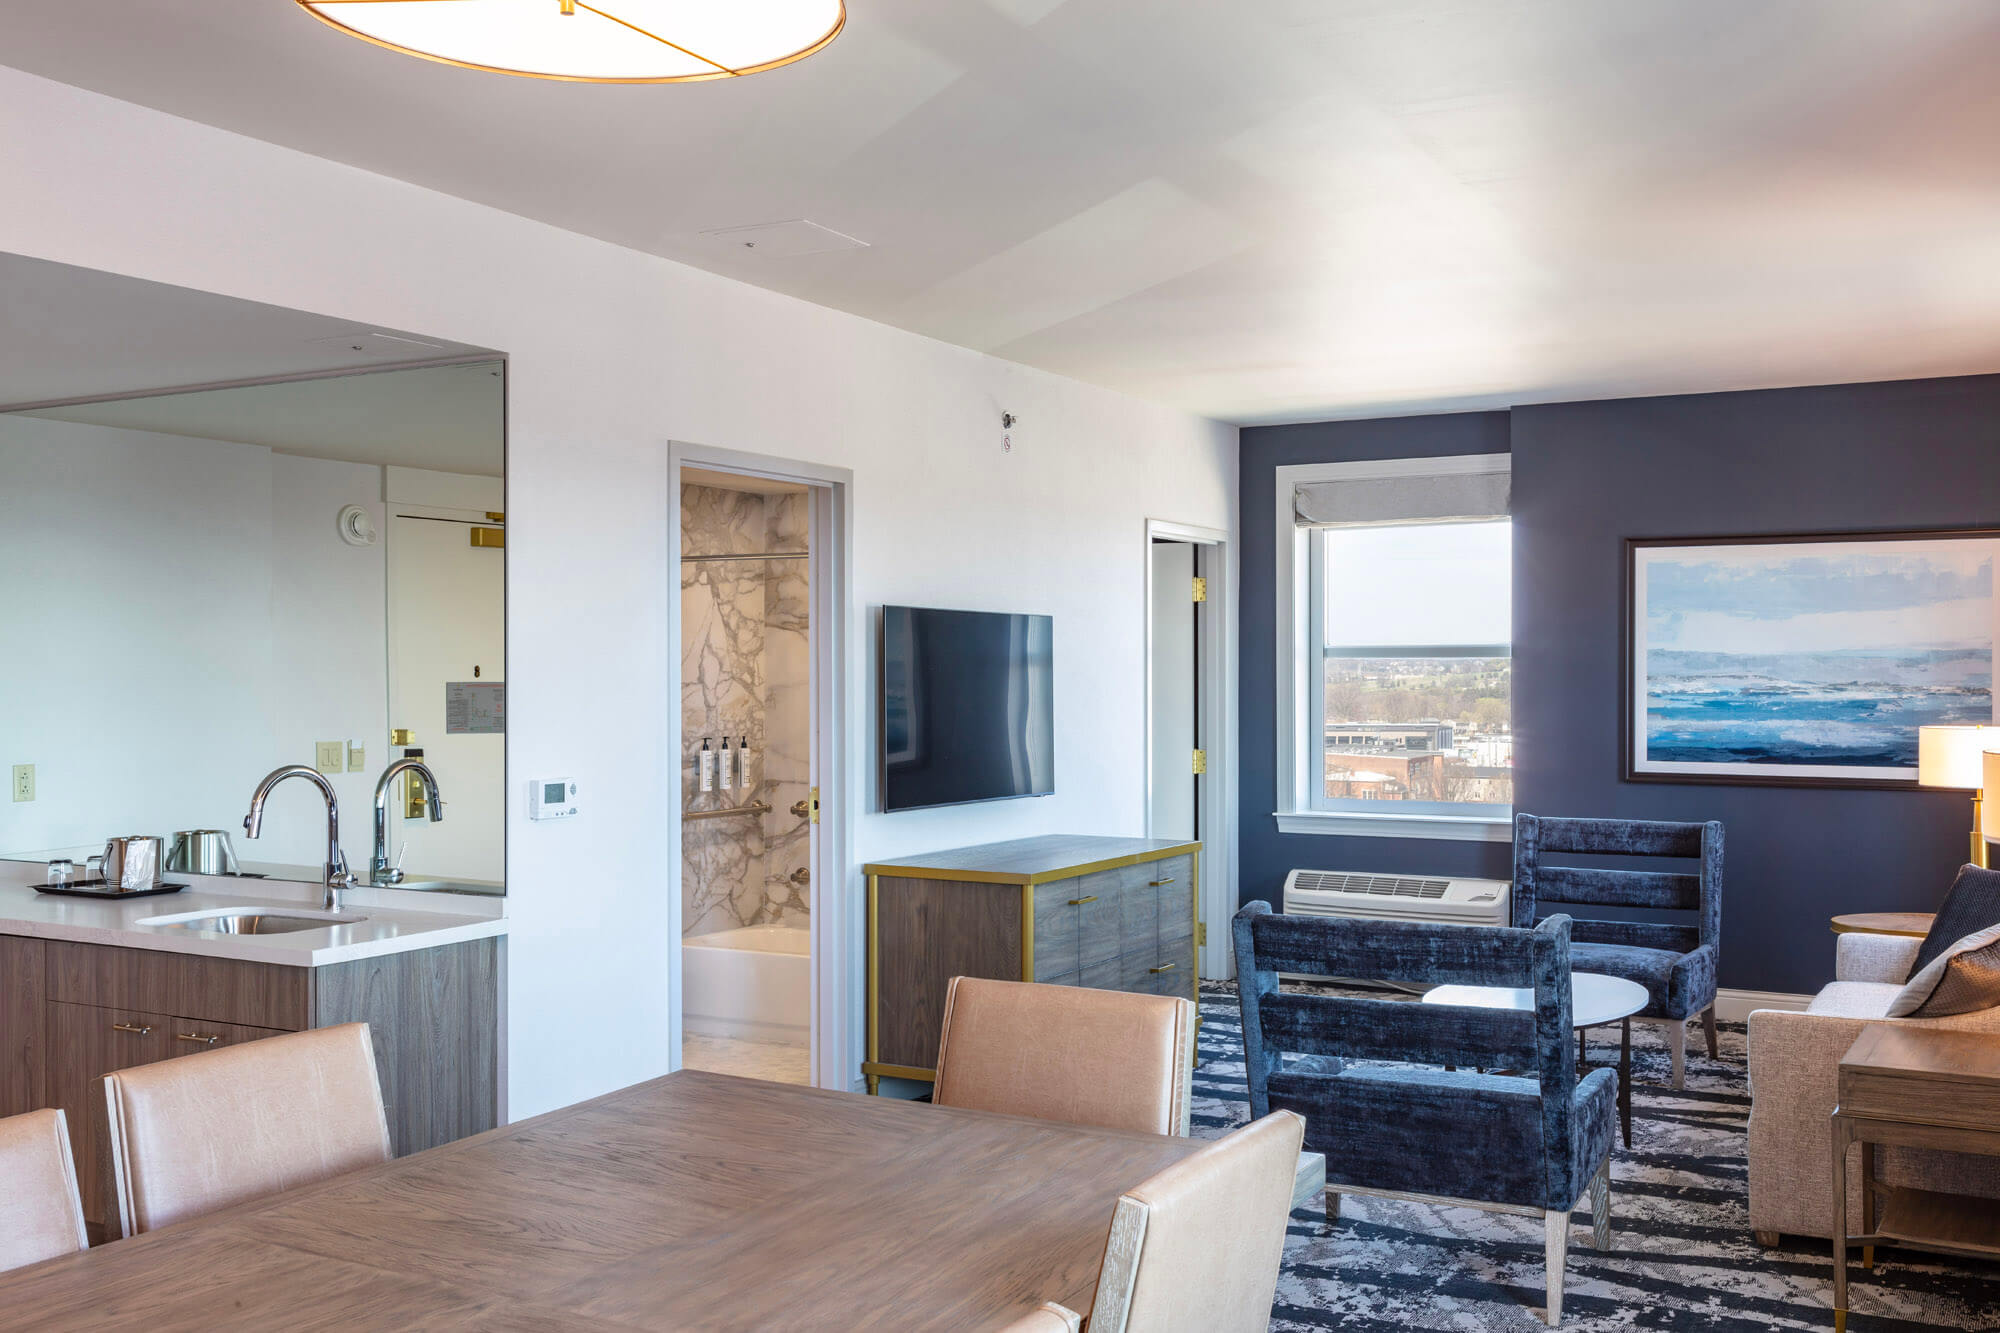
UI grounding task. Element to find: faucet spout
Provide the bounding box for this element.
[371,758,444,884]
[243,764,351,910]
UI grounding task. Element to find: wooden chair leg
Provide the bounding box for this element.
[1325,1188,1339,1219]
[1665,1019,1687,1090]
[1702,1006,1719,1060]
[1544,1208,1569,1325]
[1753,1230,1781,1247]
[1588,1161,1611,1251]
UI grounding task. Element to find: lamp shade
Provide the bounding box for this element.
[297,0,845,83]
[1919,725,1993,789]
[1988,752,2000,840]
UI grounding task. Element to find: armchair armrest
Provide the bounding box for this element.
[1835,932,1920,984]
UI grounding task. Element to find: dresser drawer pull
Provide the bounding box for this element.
[1067,895,1098,906]
[1150,877,1176,887]
[175,1032,222,1047]
[1148,962,1177,974]
[110,1022,153,1037]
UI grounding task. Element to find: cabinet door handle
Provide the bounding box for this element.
[111,1022,153,1036]
[1067,895,1098,906]
[1149,962,1177,974]
[1150,877,1176,887]
[175,1032,221,1047]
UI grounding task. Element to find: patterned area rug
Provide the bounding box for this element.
[1191,982,2000,1332]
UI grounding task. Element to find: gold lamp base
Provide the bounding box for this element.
[1975,791,1990,869]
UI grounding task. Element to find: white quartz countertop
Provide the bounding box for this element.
[0,875,507,968]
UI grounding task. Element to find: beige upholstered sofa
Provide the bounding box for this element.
[1746,932,2000,1243]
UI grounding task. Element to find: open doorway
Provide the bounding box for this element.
[1144,519,1235,979]
[670,447,852,1089]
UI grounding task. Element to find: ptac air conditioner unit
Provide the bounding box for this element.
[1281,870,1510,928]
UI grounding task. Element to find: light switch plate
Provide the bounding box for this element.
[347,741,366,772]
[10,764,32,803]
[315,741,345,775]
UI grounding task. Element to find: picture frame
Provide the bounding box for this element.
[1624,528,2000,789]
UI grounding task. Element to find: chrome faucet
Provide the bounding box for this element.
[371,758,444,885]
[243,765,354,910]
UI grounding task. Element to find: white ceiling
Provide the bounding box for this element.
[6,2,2000,422]
[0,253,491,406]
[19,361,507,477]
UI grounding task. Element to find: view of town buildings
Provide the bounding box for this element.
[1323,657,1513,803]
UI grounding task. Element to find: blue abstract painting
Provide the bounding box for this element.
[1632,536,1997,783]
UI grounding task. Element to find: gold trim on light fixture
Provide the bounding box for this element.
[295,0,846,85]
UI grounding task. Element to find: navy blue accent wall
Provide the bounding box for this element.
[1241,375,2000,993]
[1237,413,1514,912]
[1512,374,2000,995]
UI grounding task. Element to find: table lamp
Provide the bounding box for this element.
[1986,750,2000,859]
[1919,725,1994,868]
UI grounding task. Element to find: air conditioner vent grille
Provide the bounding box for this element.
[1290,871,1450,900]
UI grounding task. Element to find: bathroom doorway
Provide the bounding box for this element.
[669,447,852,1089]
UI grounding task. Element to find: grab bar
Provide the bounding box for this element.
[683,801,772,823]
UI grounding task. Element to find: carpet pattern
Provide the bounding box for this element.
[1191,983,2000,1332]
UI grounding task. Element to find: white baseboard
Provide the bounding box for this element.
[1714,988,1810,1022]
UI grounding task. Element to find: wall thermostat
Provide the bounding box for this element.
[529,777,578,820]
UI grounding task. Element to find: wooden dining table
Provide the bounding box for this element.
[0,1069,1204,1331]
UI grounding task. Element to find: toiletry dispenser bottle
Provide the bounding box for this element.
[737,735,754,789]
[698,738,715,793]
[718,736,734,790]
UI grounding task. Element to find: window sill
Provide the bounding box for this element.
[1272,810,1512,842]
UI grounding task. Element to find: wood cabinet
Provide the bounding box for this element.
[0,933,500,1236]
[864,836,1200,1094]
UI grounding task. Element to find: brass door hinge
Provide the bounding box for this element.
[808,787,820,824]
[1192,749,1207,775]
[1191,576,1207,603]
[1196,922,1208,948]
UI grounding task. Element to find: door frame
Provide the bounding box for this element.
[666,442,856,1091]
[1143,518,1236,980]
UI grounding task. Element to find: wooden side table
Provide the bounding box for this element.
[1831,1026,2000,1331]
[1829,913,1935,939]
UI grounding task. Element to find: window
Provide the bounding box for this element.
[1274,454,1511,840]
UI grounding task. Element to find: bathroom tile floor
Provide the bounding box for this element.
[683,1034,810,1085]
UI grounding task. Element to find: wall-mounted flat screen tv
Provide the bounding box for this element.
[880,606,1054,812]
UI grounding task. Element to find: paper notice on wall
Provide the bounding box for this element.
[445,681,505,734]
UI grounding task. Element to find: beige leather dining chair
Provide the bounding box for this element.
[0,1108,88,1272]
[1033,1110,1306,1333]
[932,977,1196,1135]
[103,1022,392,1236]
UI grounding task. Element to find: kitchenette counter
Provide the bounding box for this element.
[0,872,506,968]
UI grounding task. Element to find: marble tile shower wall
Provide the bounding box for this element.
[681,484,810,937]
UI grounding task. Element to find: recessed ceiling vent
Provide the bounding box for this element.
[698,219,869,257]
[309,332,449,359]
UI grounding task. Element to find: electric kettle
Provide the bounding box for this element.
[166,829,240,876]
[98,835,164,890]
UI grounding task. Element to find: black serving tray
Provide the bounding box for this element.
[35,879,188,899]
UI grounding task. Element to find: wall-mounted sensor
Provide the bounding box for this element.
[337,504,378,546]
[529,776,578,820]
[1001,411,1016,453]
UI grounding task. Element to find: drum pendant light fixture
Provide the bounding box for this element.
[296,0,845,84]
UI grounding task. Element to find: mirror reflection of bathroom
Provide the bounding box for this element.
[0,254,506,894]
[679,469,812,1084]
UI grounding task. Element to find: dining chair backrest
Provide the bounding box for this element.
[1085,1110,1306,1333]
[104,1022,392,1235]
[0,1108,88,1272]
[1512,814,1723,955]
[932,977,1195,1135]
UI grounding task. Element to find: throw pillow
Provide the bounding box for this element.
[1889,921,2000,1018]
[1911,863,2000,976]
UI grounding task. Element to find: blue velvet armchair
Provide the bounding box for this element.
[1233,902,1616,1326]
[1512,814,1724,1088]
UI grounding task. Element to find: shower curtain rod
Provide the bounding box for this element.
[679,552,809,562]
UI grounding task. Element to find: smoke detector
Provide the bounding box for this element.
[698,219,869,257]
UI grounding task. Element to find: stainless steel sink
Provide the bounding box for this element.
[137,909,366,935]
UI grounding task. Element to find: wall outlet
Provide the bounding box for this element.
[347,741,367,772]
[314,741,345,775]
[10,764,32,803]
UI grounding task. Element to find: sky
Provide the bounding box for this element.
[1322,519,1511,647]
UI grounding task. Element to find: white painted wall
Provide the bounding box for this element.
[0,65,1239,1119]
[0,416,388,870]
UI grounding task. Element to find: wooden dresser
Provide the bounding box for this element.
[863,835,1200,1094]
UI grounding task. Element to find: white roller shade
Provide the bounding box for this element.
[1293,458,1509,528]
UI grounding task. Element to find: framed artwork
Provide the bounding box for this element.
[1625,529,1999,788]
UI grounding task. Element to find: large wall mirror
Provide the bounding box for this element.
[0,254,506,894]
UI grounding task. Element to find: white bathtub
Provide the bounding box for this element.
[683,923,810,1045]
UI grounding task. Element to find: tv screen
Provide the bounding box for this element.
[880,606,1054,812]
